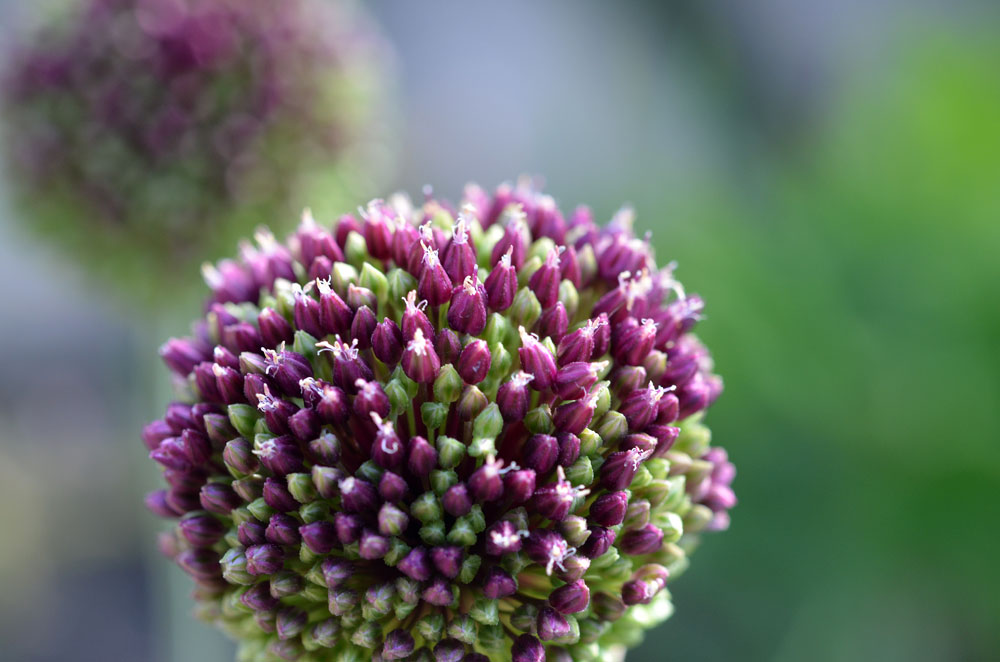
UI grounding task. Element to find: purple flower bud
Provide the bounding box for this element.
[523,434,559,475]
[531,467,587,522]
[238,521,266,547]
[372,318,403,365]
[518,327,557,390]
[359,529,390,560]
[529,248,563,309]
[468,456,505,502]
[556,432,581,467]
[512,634,545,662]
[181,428,212,465]
[485,520,525,556]
[263,477,298,512]
[453,339,491,384]
[315,280,353,336]
[434,327,463,364]
[379,470,410,502]
[351,306,377,351]
[442,484,472,517]
[297,213,344,266]
[301,380,349,425]
[497,371,533,421]
[199,483,242,514]
[160,337,210,376]
[537,301,569,343]
[553,361,605,401]
[401,328,441,384]
[447,276,488,336]
[434,638,466,662]
[549,579,590,614]
[292,288,323,339]
[619,384,676,431]
[335,214,361,248]
[418,244,453,306]
[321,558,353,588]
[556,326,595,366]
[619,523,664,555]
[193,362,223,402]
[258,308,294,348]
[287,408,319,442]
[241,582,279,611]
[442,215,478,283]
[491,217,528,269]
[354,380,391,421]
[552,389,599,436]
[611,318,658,366]
[422,577,455,607]
[504,468,537,504]
[600,448,650,491]
[254,435,304,476]
[362,202,395,261]
[589,491,628,527]
[591,313,611,357]
[524,530,575,576]
[537,606,571,641]
[318,337,374,392]
[407,436,437,478]
[265,514,301,546]
[245,544,284,576]
[308,432,341,468]
[431,546,463,579]
[177,548,222,581]
[383,629,415,660]
[398,546,432,582]
[482,566,518,599]
[308,255,334,282]
[178,514,226,547]
[142,420,173,451]
[401,290,435,341]
[213,364,244,404]
[338,477,378,513]
[484,247,517,311]
[578,526,616,559]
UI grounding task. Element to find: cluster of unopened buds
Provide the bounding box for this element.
[146,180,736,662]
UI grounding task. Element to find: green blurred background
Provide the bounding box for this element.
[0,1,997,661]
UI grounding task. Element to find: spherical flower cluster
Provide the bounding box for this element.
[1,0,385,301]
[145,181,736,662]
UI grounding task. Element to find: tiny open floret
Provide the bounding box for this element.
[144,180,734,662]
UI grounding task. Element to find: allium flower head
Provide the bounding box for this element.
[146,180,735,661]
[1,0,386,302]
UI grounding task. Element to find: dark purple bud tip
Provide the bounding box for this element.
[178,514,226,547]
[456,339,492,384]
[482,565,518,599]
[422,577,455,607]
[537,606,571,641]
[512,634,546,662]
[299,521,337,554]
[589,491,628,527]
[549,579,590,614]
[245,544,284,576]
[619,523,665,556]
[383,629,415,660]
[399,546,432,582]
[431,546,464,579]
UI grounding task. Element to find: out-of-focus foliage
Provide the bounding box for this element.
[1,0,390,306]
[631,30,1000,662]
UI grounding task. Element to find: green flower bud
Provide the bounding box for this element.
[430,469,458,495]
[385,379,410,417]
[387,268,418,312]
[421,402,449,431]
[624,500,651,529]
[436,436,466,469]
[517,256,543,287]
[593,382,612,419]
[411,492,441,523]
[433,364,463,403]
[299,501,328,524]
[228,404,259,439]
[350,620,381,650]
[459,554,482,584]
[477,623,506,652]
[565,456,594,486]
[383,539,411,566]
[473,403,503,439]
[447,518,477,547]
[355,460,384,485]
[468,436,496,458]
[447,615,478,645]
[483,312,513,348]
[509,288,542,328]
[559,279,580,319]
[330,261,359,295]
[595,411,627,446]
[359,263,389,307]
[287,473,317,503]
[344,231,370,265]
[684,504,714,533]
[292,329,320,364]
[246,497,273,522]
[525,405,554,435]
[232,477,264,502]
[579,428,601,456]
[470,596,499,625]
[416,612,446,643]
[220,549,255,586]
[510,604,539,633]
[559,515,591,548]
[457,384,488,420]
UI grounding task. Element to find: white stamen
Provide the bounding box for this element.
[510,371,534,388]
[406,328,431,356]
[402,290,429,313]
[201,262,223,289]
[301,207,317,229]
[462,275,478,295]
[421,242,440,268]
[252,438,277,459]
[255,385,278,412]
[499,246,514,268]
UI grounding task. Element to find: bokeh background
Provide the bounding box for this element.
[1,1,998,661]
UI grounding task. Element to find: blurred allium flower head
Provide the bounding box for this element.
[1,0,387,301]
[146,180,736,662]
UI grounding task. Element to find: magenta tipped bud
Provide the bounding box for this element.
[431,546,463,579]
[456,339,491,384]
[359,529,390,560]
[245,544,284,576]
[379,470,410,502]
[497,371,533,421]
[298,521,337,554]
[619,523,664,555]
[537,606,571,641]
[552,390,599,435]
[160,337,210,376]
[418,244,453,306]
[178,514,226,547]
[372,318,403,365]
[406,436,437,478]
[334,512,362,544]
[442,484,473,517]
[258,308,293,348]
[434,327,463,364]
[531,467,587,522]
[351,306,377,351]
[483,566,518,599]
[401,290,435,341]
[447,276,488,335]
[468,456,505,502]
[338,477,378,513]
[262,477,298,512]
[518,327,557,390]
[484,247,517,311]
[537,301,569,343]
[578,526,616,559]
[442,214,478,283]
[529,248,562,309]
[199,483,242,514]
[549,579,590,614]
[401,328,441,383]
[504,468,537,504]
[512,634,545,662]
[383,629,415,660]
[398,546,432,582]
[485,520,525,556]
[523,434,559,475]
[589,491,628,527]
